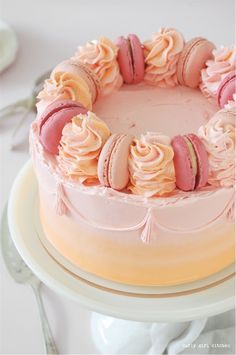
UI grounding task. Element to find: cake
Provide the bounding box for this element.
[30,28,235,286]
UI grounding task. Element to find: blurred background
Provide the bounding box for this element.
[0,0,235,354]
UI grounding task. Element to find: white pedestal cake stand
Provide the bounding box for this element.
[8,161,235,354]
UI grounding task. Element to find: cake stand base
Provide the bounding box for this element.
[91,313,151,354]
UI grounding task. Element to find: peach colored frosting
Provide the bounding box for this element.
[143,28,184,87]
[128,132,176,197]
[58,112,110,184]
[200,46,236,100]
[198,109,236,187]
[37,71,92,113]
[72,37,123,96]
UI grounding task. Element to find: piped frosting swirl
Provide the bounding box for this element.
[200,46,236,100]
[128,132,176,197]
[198,109,236,187]
[37,70,93,112]
[58,112,111,184]
[72,37,123,95]
[144,28,185,87]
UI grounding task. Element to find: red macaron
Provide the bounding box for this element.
[39,99,87,154]
[171,133,209,191]
[217,71,236,108]
[115,34,145,84]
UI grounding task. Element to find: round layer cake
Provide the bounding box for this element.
[30,29,235,286]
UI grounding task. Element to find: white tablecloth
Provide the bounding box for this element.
[0,0,235,353]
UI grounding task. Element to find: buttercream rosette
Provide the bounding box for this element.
[58,112,110,184]
[128,132,176,197]
[200,45,236,101]
[198,109,236,187]
[37,70,93,115]
[143,28,185,87]
[72,37,123,95]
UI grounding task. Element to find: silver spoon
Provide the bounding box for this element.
[1,205,58,355]
[0,70,51,117]
[0,70,51,148]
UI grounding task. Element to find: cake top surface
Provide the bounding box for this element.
[93,83,218,137]
[32,28,235,201]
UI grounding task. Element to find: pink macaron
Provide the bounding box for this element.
[177,37,215,88]
[217,71,236,108]
[98,133,133,190]
[39,99,87,154]
[171,133,209,191]
[115,34,145,84]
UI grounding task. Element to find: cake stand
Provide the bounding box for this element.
[7,161,235,354]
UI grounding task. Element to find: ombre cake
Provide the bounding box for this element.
[30,29,235,286]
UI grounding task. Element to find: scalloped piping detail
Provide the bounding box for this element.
[55,182,68,216]
[53,182,235,244]
[140,208,155,244]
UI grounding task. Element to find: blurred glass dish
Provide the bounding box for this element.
[0,20,18,73]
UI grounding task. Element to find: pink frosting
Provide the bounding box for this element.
[198,109,235,187]
[72,37,123,96]
[58,112,110,184]
[143,28,185,87]
[200,46,236,100]
[225,93,236,110]
[128,132,176,197]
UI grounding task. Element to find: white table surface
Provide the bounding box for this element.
[0,0,235,353]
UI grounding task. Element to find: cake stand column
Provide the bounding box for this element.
[91,313,208,354]
[91,312,152,354]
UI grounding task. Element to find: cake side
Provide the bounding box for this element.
[31,126,235,286]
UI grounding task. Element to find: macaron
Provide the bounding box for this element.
[52,60,100,103]
[98,133,133,190]
[217,71,236,108]
[39,99,87,154]
[115,34,145,84]
[177,37,215,88]
[171,133,209,191]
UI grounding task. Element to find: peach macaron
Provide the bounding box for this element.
[177,37,215,88]
[98,133,133,190]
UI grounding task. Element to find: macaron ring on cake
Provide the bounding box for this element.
[30,28,235,286]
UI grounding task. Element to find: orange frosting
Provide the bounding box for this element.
[72,37,123,95]
[37,71,92,110]
[58,112,110,184]
[144,28,184,87]
[128,132,176,197]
